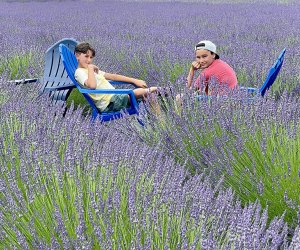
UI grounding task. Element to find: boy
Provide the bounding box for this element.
[187,40,238,95]
[75,42,158,113]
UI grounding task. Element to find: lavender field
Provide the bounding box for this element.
[1,0,300,249]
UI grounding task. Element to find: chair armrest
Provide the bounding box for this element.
[8,78,39,84]
[108,80,136,87]
[240,86,259,93]
[79,88,135,95]
[44,84,76,92]
[194,95,212,101]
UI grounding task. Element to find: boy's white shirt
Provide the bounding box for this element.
[75,68,115,111]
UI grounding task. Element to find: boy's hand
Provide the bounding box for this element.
[88,64,99,74]
[191,61,201,70]
[134,79,148,88]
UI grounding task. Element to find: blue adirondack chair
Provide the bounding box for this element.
[12,38,78,104]
[195,48,286,101]
[59,43,140,122]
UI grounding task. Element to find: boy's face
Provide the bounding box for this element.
[76,49,94,68]
[195,49,215,69]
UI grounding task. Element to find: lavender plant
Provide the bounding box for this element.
[126,80,300,227]
[0,51,37,80]
[0,79,294,248]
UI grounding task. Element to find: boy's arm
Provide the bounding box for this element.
[85,65,98,89]
[187,66,195,89]
[187,61,201,89]
[104,73,147,88]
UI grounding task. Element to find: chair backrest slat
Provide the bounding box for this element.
[40,38,78,101]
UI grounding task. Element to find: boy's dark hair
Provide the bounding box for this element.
[75,42,95,57]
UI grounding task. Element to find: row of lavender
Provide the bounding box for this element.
[0,74,299,249]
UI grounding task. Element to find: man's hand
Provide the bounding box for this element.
[191,61,201,70]
[133,79,148,88]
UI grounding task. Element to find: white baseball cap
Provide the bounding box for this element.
[195,40,219,59]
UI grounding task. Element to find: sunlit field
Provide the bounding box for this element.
[1,0,300,248]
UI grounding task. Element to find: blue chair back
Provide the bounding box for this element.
[39,38,78,103]
[259,48,286,96]
[59,44,140,122]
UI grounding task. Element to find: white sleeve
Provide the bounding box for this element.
[98,70,106,76]
[75,69,88,87]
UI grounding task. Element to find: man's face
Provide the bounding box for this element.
[195,49,215,69]
[76,49,94,68]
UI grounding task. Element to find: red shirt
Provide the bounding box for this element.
[195,59,238,94]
